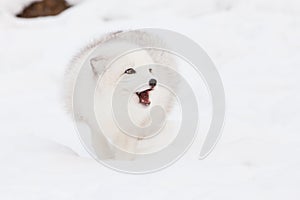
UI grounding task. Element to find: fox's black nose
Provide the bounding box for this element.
[149,79,157,87]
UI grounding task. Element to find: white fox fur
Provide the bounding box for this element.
[64,30,179,160]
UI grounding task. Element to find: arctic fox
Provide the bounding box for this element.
[65,30,178,160]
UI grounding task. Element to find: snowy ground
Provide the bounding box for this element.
[0,0,300,199]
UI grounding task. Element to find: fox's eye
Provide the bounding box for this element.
[124,68,136,74]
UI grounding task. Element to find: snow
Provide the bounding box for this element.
[0,0,300,199]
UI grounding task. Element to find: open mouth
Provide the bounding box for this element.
[136,86,154,106]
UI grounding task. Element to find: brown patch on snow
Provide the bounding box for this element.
[16,0,71,18]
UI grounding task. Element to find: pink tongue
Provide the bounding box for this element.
[140,91,149,102]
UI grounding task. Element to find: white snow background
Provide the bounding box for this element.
[0,0,300,199]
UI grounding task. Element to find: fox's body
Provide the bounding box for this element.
[65,30,178,160]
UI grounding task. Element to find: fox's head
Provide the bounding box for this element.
[90,47,177,130]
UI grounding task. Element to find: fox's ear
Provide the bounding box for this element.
[90,56,108,76]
